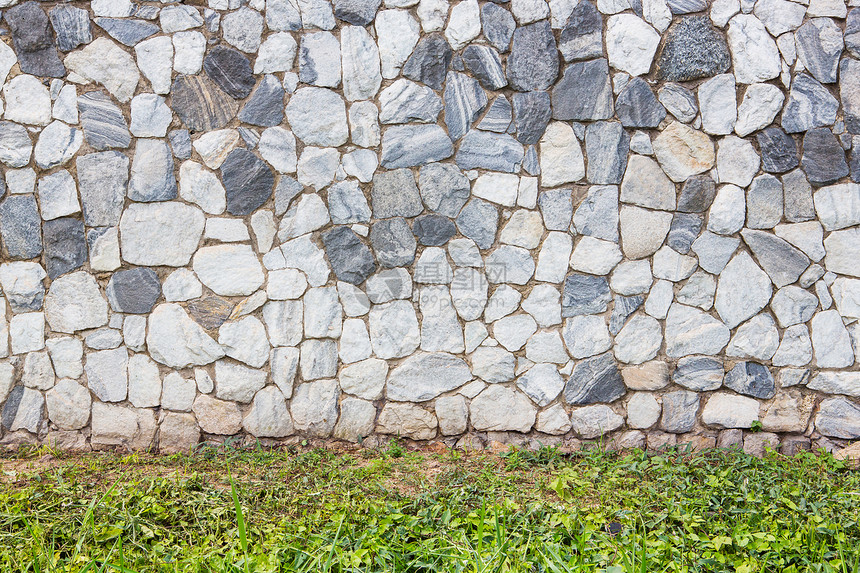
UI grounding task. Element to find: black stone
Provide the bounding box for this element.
[462,45,507,90]
[724,361,776,399]
[412,214,457,246]
[585,121,629,185]
[563,352,626,405]
[50,5,91,52]
[657,16,731,82]
[558,0,602,62]
[615,78,667,128]
[0,195,42,260]
[402,33,453,90]
[78,91,132,150]
[94,17,158,47]
[677,175,716,213]
[801,128,849,186]
[332,0,381,25]
[507,21,559,92]
[43,217,87,279]
[562,273,611,317]
[106,268,161,314]
[667,213,703,254]
[171,75,239,133]
[322,226,377,285]
[5,1,65,77]
[370,218,417,268]
[512,91,551,144]
[220,149,275,216]
[551,59,614,121]
[204,45,256,99]
[481,2,515,53]
[609,295,643,335]
[757,127,799,174]
[238,75,285,127]
[187,297,234,330]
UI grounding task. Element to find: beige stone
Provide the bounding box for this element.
[652,122,716,182]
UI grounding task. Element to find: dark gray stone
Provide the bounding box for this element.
[795,19,842,85]
[455,130,524,172]
[677,175,716,213]
[370,218,416,267]
[538,189,573,231]
[371,168,423,218]
[741,229,810,288]
[0,195,42,260]
[724,361,776,399]
[462,45,507,90]
[171,75,238,133]
[412,214,456,246]
[609,295,643,335]
[238,127,259,150]
[562,273,611,317]
[512,91,551,145]
[559,0,602,62]
[506,21,559,92]
[757,127,799,174]
[782,73,839,133]
[43,217,86,279]
[616,78,666,128]
[322,226,377,285]
[204,45,256,99]
[586,122,629,185]
[274,176,303,216]
[78,91,131,151]
[332,0,380,25]
[673,356,723,391]
[481,2,514,53]
[456,198,498,250]
[563,352,626,405]
[94,17,158,46]
[444,72,488,141]
[169,129,192,160]
[657,16,731,82]
[801,128,848,186]
[782,169,816,223]
[418,163,470,217]
[523,145,540,176]
[238,75,285,127]
[220,149,275,216]
[5,1,65,77]
[746,175,783,229]
[380,125,454,169]
[847,9,860,59]
[666,0,707,13]
[660,390,699,433]
[402,33,453,90]
[551,60,614,121]
[50,5,91,52]
[107,268,161,314]
[667,213,703,254]
[476,95,512,133]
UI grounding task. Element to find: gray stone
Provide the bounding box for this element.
[815,397,860,439]
[842,57,860,135]
[42,218,86,279]
[665,303,730,357]
[220,149,274,216]
[848,8,860,59]
[204,45,255,99]
[616,78,667,128]
[419,163,470,217]
[507,21,559,92]
[95,18,157,46]
[559,0,602,62]
[783,169,816,223]
[85,347,128,402]
[50,5,92,52]
[512,91,551,145]
[782,74,839,133]
[658,83,698,123]
[724,361,776,399]
[371,168,423,218]
[741,229,809,288]
[677,176,715,213]
[1,386,44,433]
[445,72,488,141]
[801,128,848,186]
[455,130,524,172]
[171,75,238,133]
[481,3,515,52]
[322,227,376,285]
[551,60,614,121]
[0,122,34,168]
[413,214,456,246]
[106,268,161,314]
[454,198,498,250]
[656,16,731,82]
[238,75,285,127]
[660,390,699,433]
[574,185,618,241]
[387,352,472,401]
[402,33,452,90]
[169,130,192,160]
[333,0,380,25]
[371,218,417,267]
[462,45,507,90]
[667,213,703,255]
[379,79,442,124]
[477,96,512,133]
[76,152,128,228]
[674,356,723,391]
[562,274,611,317]
[381,125,454,169]
[77,91,131,151]
[5,2,65,78]
[128,139,176,202]
[0,196,42,260]
[564,351,626,405]
[609,295,644,334]
[795,18,843,85]
[757,128,799,174]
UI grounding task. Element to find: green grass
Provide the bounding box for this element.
[1,442,859,572]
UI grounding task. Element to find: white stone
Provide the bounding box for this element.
[754,0,805,36]
[147,303,225,369]
[128,354,161,408]
[44,272,108,335]
[571,237,623,275]
[727,14,781,84]
[727,313,780,360]
[717,136,760,187]
[540,122,585,187]
[824,228,860,278]
[129,94,172,138]
[341,25,382,100]
[471,385,536,432]
[376,10,421,79]
[445,0,481,50]
[611,260,652,295]
[614,314,662,364]
[652,246,699,283]
[522,284,562,327]
[569,405,624,439]
[348,101,381,148]
[37,170,80,220]
[698,74,737,135]
[52,84,78,124]
[297,146,339,190]
[279,234,331,286]
[811,310,855,368]
[258,127,297,174]
[304,286,342,338]
[621,155,676,211]
[702,392,760,428]
[708,184,746,235]
[172,31,206,75]
[369,300,420,358]
[735,84,785,136]
[562,315,611,359]
[512,0,550,23]
[46,379,91,431]
[161,269,202,303]
[3,75,52,126]
[161,373,196,412]
[135,36,173,95]
[278,194,330,241]
[192,245,265,297]
[665,303,731,357]
[34,121,82,170]
[814,184,860,231]
[219,316,270,368]
[204,218,250,243]
[255,32,298,74]
[535,232,573,284]
[774,222,825,262]
[473,173,520,206]
[339,358,387,400]
[215,360,266,403]
[120,203,205,267]
[642,0,672,32]
[484,285,522,323]
[291,379,339,437]
[627,392,661,429]
[85,347,128,402]
[772,324,813,367]
[493,314,537,352]
[419,286,464,353]
[192,129,240,170]
[620,206,673,260]
[606,14,660,77]
[65,37,139,102]
[516,362,563,407]
[417,0,448,31]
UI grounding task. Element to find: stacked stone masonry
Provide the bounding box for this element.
[0,0,859,455]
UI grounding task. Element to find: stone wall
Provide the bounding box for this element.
[0,0,859,455]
